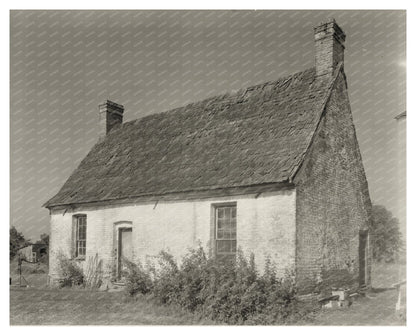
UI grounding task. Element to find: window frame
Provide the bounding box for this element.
[212,203,237,259]
[73,214,87,259]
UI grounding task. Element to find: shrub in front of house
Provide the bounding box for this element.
[56,253,84,287]
[125,247,311,324]
[56,253,104,289]
[124,259,153,296]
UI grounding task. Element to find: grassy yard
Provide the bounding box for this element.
[10,289,212,325]
[10,259,211,325]
[9,262,406,325]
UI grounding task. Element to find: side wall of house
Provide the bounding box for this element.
[49,189,297,283]
[294,72,372,293]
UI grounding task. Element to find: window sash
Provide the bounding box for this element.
[215,206,236,256]
[75,216,87,257]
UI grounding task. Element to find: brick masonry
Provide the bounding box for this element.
[294,70,373,292]
[314,19,346,78]
[99,100,124,139]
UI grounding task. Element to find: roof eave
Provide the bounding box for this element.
[288,62,345,184]
[44,181,295,210]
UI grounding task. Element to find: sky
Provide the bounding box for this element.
[10,10,406,241]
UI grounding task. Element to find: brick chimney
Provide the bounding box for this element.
[314,18,346,78]
[99,100,124,138]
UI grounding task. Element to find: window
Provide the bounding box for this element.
[215,205,237,259]
[74,215,87,258]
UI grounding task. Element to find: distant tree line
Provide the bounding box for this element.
[9,226,27,260]
[370,204,403,263]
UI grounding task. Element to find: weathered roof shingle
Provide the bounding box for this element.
[45,67,333,207]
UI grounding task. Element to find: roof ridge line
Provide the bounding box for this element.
[121,67,315,127]
[288,62,345,183]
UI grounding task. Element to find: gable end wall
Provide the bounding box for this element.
[294,72,372,293]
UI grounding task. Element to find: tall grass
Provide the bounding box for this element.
[84,254,103,289]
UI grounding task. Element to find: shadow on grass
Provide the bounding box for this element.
[370,287,396,294]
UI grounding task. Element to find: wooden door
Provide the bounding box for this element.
[359,230,369,286]
[118,228,133,280]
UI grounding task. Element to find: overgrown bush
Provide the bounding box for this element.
[57,253,84,287]
[124,259,153,296]
[124,246,308,324]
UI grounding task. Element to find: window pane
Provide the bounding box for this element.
[77,241,86,256]
[230,230,236,239]
[217,240,231,253]
[78,225,82,240]
[77,217,86,240]
[231,207,236,218]
[225,207,230,219]
[216,240,237,254]
[230,217,236,227]
[224,221,231,231]
[231,240,237,252]
[218,208,224,218]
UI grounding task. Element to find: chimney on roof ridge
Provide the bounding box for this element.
[99,100,124,139]
[314,18,346,78]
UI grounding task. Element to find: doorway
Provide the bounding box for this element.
[359,230,369,286]
[117,227,133,280]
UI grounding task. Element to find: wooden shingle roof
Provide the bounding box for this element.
[44,67,335,207]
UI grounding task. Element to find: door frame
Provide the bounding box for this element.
[359,229,370,286]
[114,221,133,280]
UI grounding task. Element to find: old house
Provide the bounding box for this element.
[44,19,372,292]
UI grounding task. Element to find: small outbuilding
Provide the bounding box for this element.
[18,243,48,263]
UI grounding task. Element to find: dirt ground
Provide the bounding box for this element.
[301,262,406,326]
[9,261,406,325]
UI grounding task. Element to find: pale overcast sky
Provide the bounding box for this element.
[10,10,405,240]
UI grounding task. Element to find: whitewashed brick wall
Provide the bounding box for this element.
[49,188,296,282]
